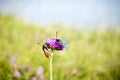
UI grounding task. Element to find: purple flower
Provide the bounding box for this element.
[41,36,68,58]
[45,37,66,50]
[36,66,44,80]
[30,75,37,80]
[13,70,21,78]
[9,55,17,68]
[36,66,44,76]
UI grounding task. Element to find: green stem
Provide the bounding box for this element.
[50,52,53,80]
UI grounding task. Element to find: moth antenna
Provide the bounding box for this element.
[37,42,42,46]
[56,31,59,39]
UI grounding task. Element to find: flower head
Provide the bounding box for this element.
[40,31,68,58]
[13,70,21,78]
[36,66,44,80]
[45,37,67,50]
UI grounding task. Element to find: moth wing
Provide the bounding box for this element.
[60,40,68,48]
[42,45,51,58]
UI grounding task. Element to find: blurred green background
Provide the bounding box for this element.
[0,13,120,80]
[0,0,120,80]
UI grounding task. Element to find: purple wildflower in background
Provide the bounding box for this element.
[30,74,37,80]
[13,70,21,78]
[36,66,44,80]
[9,55,17,68]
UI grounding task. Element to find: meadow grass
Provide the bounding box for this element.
[0,14,120,80]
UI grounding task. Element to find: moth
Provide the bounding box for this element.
[42,45,51,58]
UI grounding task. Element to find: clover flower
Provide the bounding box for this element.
[36,66,44,80]
[13,70,21,78]
[9,55,17,68]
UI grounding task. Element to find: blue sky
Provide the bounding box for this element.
[0,0,120,29]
